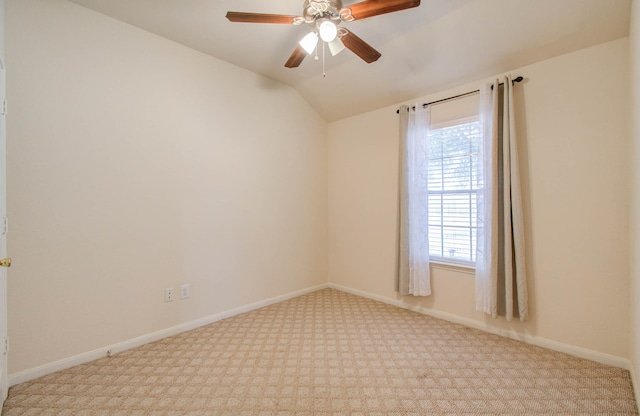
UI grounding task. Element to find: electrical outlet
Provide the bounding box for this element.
[180,284,190,299]
[165,288,174,302]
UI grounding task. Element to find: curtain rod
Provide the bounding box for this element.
[396,76,524,114]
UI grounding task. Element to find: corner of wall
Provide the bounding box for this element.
[629,0,640,409]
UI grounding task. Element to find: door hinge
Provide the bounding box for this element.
[1,100,6,116]
[3,337,8,355]
[1,218,7,236]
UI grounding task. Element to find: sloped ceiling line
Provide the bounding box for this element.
[67,0,631,122]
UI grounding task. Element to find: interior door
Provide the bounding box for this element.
[0,0,9,404]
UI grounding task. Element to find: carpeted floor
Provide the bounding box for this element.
[2,288,638,415]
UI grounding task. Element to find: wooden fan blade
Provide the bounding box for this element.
[340,30,381,63]
[226,11,297,24]
[346,0,420,20]
[285,45,307,68]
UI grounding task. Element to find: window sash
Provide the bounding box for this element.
[426,118,480,266]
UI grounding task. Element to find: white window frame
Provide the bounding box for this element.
[427,115,481,269]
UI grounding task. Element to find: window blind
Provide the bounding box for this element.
[427,118,481,265]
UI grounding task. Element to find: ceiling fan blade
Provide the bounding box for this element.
[226,12,298,24]
[340,30,381,63]
[346,0,420,20]
[285,45,307,68]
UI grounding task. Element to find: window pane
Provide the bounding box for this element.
[442,193,471,227]
[428,194,442,226]
[440,130,470,158]
[471,193,478,227]
[426,119,481,264]
[471,227,477,262]
[428,226,443,258]
[442,226,471,261]
[427,158,443,191]
[443,155,471,190]
[429,132,442,159]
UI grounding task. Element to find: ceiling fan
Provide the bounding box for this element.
[226,0,421,68]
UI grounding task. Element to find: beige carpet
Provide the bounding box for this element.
[2,288,638,415]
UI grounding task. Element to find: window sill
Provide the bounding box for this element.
[430,260,475,275]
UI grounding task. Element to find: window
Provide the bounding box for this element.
[427,117,481,266]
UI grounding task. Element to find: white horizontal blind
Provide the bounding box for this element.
[427,117,481,266]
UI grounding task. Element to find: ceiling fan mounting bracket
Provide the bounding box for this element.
[294,0,348,25]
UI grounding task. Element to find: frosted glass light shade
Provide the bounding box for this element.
[319,20,337,42]
[328,38,345,56]
[299,32,319,54]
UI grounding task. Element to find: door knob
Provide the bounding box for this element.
[0,258,11,268]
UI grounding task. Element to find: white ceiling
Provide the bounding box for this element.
[66,0,631,122]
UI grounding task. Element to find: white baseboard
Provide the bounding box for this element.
[9,282,634,390]
[328,283,632,371]
[9,283,329,387]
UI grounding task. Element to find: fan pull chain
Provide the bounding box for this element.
[322,41,326,78]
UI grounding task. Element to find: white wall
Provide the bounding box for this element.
[6,0,327,375]
[630,0,640,402]
[328,38,631,361]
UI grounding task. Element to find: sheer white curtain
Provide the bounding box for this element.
[476,76,528,321]
[396,104,431,296]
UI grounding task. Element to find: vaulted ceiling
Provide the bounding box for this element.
[67,0,632,122]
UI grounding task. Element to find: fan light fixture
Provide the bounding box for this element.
[318,19,337,42]
[226,0,422,69]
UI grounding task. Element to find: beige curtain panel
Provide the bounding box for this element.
[475,76,528,321]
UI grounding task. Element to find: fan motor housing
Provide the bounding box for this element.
[302,0,343,21]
